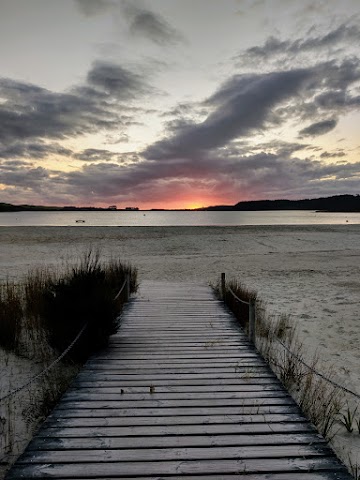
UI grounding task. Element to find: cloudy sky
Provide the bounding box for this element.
[1,0,360,209]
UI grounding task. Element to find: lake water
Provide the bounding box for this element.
[0,210,359,226]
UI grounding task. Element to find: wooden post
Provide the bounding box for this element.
[249,298,256,343]
[126,274,130,301]
[221,272,226,302]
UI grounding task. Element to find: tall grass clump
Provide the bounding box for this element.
[0,250,138,362]
[0,283,22,352]
[42,251,137,362]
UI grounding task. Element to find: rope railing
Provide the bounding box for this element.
[221,273,255,342]
[220,272,360,402]
[0,275,131,404]
[228,286,250,305]
[274,335,360,401]
[114,274,130,302]
[0,323,87,403]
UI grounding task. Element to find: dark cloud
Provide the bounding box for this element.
[75,0,184,45]
[144,60,360,161]
[0,142,73,160]
[87,61,149,99]
[320,150,346,158]
[314,90,360,109]
[0,61,150,145]
[144,68,315,160]
[0,163,50,190]
[160,103,196,118]
[241,23,360,60]
[122,2,184,45]
[299,119,337,137]
[73,148,121,162]
[40,153,360,202]
[2,141,360,205]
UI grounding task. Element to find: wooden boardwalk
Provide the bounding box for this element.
[7,281,352,479]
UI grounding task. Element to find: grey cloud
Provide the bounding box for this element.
[87,61,149,99]
[160,103,196,118]
[122,2,184,45]
[144,63,353,161]
[0,61,149,145]
[58,151,360,203]
[299,119,337,137]
[74,148,121,162]
[0,142,73,160]
[241,23,360,60]
[268,59,360,127]
[320,150,346,158]
[0,163,49,190]
[315,90,360,109]
[2,144,360,205]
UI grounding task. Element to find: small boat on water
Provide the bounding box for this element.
[75,219,86,223]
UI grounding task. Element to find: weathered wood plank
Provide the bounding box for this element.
[75,371,274,381]
[18,444,334,463]
[7,457,350,478]
[28,432,326,451]
[44,413,308,428]
[60,391,295,401]
[73,378,279,388]
[76,370,271,378]
[37,423,317,437]
[62,385,284,394]
[48,405,303,418]
[54,397,296,409]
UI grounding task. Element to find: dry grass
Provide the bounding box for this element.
[215,278,345,441]
[0,284,22,352]
[0,249,138,362]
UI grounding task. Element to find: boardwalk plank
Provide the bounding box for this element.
[54,397,296,409]
[6,281,352,480]
[44,413,308,428]
[48,405,302,418]
[37,423,317,437]
[18,444,334,463]
[6,457,349,478]
[28,432,326,451]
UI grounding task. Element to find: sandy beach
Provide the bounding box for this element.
[1,224,360,473]
[1,225,360,381]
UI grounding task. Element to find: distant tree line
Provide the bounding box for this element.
[1,194,360,212]
[204,194,360,212]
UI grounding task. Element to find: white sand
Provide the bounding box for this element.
[1,225,360,472]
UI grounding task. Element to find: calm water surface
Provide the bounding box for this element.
[0,210,359,226]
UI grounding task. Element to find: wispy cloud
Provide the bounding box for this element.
[121,1,185,45]
[239,23,360,61]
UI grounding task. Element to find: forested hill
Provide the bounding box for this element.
[205,195,360,212]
